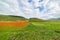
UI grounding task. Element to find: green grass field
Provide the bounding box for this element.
[0,21,60,40]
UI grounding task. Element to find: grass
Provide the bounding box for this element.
[0,15,28,21]
[0,21,60,40]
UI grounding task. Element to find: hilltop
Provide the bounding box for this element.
[0,15,28,21]
[0,15,46,22]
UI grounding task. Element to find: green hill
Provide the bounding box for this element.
[0,15,28,21]
[0,15,60,40]
[0,15,46,22]
[0,20,60,40]
[29,18,46,22]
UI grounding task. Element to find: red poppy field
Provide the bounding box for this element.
[0,22,29,26]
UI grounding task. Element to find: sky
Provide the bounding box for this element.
[0,0,60,19]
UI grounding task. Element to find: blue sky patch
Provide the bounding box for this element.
[38,6,44,12]
[28,0,32,3]
[39,0,43,2]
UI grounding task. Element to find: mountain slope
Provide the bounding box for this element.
[29,18,46,22]
[0,15,28,21]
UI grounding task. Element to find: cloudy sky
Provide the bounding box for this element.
[0,0,60,19]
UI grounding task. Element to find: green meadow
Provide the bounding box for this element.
[0,15,60,40]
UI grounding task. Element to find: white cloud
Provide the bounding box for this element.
[0,0,60,19]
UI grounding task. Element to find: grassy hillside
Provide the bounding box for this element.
[0,15,60,40]
[0,15,28,21]
[0,15,46,22]
[0,21,60,40]
[29,18,45,22]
